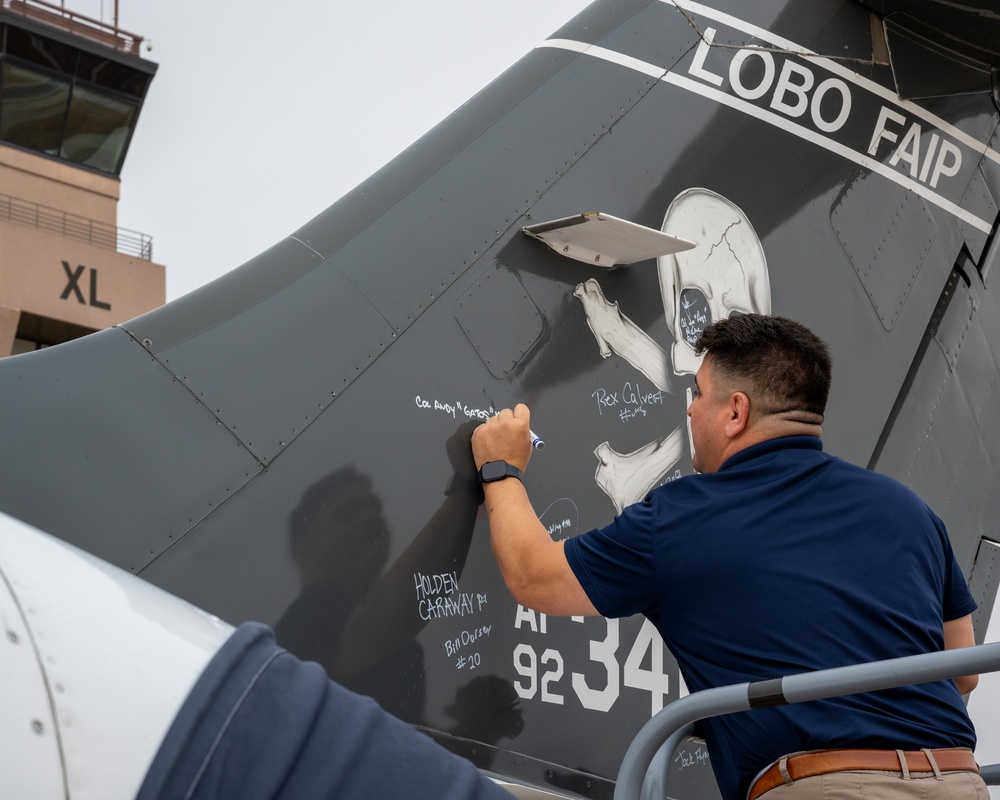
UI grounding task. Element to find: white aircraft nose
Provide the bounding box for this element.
[0,514,233,800]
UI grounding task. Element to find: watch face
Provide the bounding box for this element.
[481,461,508,482]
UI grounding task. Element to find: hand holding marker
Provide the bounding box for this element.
[484,400,544,450]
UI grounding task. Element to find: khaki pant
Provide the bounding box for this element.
[759,768,989,799]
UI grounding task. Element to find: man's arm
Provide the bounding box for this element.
[943,613,978,694]
[472,405,599,617]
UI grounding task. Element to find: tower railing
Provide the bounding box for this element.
[0,191,153,260]
[0,0,144,56]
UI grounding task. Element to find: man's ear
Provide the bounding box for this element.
[725,392,751,438]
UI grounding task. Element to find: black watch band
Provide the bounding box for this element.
[478,460,523,484]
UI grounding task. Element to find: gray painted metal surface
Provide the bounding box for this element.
[0,1,998,797]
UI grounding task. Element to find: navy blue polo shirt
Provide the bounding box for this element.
[137,623,515,800]
[565,436,977,800]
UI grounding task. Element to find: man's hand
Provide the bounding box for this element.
[943,614,979,694]
[471,403,533,473]
[469,403,599,617]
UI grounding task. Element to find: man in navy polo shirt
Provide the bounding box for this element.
[471,314,985,800]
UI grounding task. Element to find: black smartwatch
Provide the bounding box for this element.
[478,460,523,484]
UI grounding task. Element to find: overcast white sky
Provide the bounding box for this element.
[67,0,593,299]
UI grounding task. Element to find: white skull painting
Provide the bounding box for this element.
[657,188,770,376]
[575,188,772,510]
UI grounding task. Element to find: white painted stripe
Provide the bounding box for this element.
[664,72,993,233]
[666,0,1000,167]
[535,38,993,233]
[540,39,667,79]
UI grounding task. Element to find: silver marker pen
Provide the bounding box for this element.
[529,429,545,450]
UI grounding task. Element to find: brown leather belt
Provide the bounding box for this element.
[747,748,979,800]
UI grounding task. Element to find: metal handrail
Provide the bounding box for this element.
[0,192,153,260]
[615,642,1000,800]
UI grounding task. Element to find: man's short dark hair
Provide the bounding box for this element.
[694,314,831,418]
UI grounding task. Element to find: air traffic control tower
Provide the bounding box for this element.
[0,0,163,357]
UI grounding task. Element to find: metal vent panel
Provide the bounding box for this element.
[455,261,543,379]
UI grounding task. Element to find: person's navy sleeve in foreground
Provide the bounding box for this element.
[137,622,515,800]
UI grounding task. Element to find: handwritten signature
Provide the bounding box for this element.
[415,395,496,421]
[674,746,711,770]
[593,381,665,422]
